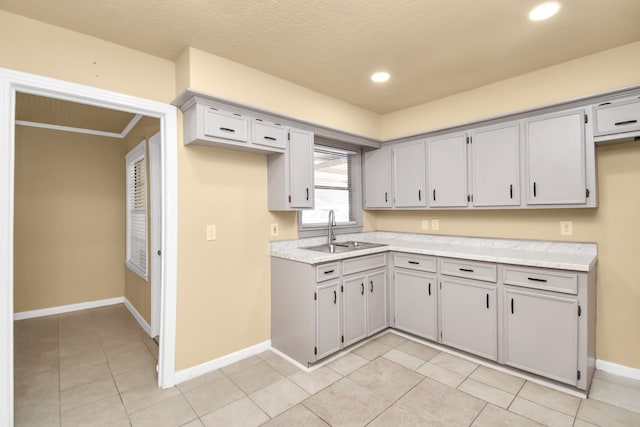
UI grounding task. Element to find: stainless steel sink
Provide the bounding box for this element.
[303,241,387,253]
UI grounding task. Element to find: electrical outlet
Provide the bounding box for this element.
[560,221,573,236]
[431,219,440,230]
[206,224,216,241]
[270,223,279,237]
[421,220,429,231]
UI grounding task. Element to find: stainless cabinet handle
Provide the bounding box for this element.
[219,127,235,133]
[614,120,638,126]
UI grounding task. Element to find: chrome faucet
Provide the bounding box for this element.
[328,209,336,244]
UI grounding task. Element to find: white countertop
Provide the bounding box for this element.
[270,232,597,271]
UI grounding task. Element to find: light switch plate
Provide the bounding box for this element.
[421,220,429,230]
[270,223,279,237]
[206,224,216,241]
[431,219,440,230]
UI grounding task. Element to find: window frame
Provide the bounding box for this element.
[298,140,363,238]
[125,140,148,280]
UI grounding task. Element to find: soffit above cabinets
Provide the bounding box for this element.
[2,1,640,114]
[15,93,142,138]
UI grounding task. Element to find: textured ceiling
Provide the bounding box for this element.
[15,93,137,134]
[2,0,640,113]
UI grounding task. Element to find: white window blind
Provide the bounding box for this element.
[301,145,357,226]
[126,141,148,280]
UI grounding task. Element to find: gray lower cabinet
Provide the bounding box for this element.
[315,280,342,360]
[394,269,437,340]
[504,287,578,385]
[440,278,498,360]
[343,269,388,347]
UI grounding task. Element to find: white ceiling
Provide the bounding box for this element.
[2,0,640,114]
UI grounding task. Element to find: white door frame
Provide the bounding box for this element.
[149,132,162,338]
[0,68,179,426]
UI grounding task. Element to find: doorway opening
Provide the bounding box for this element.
[0,68,178,426]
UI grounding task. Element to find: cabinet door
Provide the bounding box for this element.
[367,270,388,335]
[504,289,578,385]
[342,276,367,347]
[470,123,520,207]
[525,110,586,205]
[428,134,468,207]
[363,148,393,208]
[315,281,341,360]
[440,279,497,360]
[289,128,314,208]
[394,270,437,340]
[394,141,426,207]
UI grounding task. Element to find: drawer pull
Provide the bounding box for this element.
[370,281,374,293]
[614,119,638,126]
[263,136,277,141]
[511,298,514,314]
[333,290,337,304]
[219,127,236,133]
[428,282,431,296]
[361,283,364,295]
[527,277,548,283]
[323,269,335,275]
[486,294,489,309]
[408,261,420,265]
[459,268,474,273]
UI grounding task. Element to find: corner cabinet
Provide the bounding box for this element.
[363,147,393,208]
[267,128,314,210]
[525,109,590,206]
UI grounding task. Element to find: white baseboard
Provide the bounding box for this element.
[174,340,271,385]
[123,298,151,336]
[13,297,125,320]
[596,359,640,381]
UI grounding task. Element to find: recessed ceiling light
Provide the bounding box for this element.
[528,1,561,21]
[371,72,390,83]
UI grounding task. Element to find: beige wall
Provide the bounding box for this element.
[381,41,640,140]
[13,126,125,312]
[123,117,161,324]
[0,10,175,103]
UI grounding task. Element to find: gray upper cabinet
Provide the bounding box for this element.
[525,109,587,205]
[594,95,640,140]
[504,288,578,385]
[393,141,427,207]
[470,122,520,207]
[267,128,314,210]
[363,147,393,208]
[428,134,468,208]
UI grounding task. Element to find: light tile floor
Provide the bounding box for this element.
[14,304,640,426]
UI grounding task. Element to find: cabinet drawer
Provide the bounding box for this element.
[343,253,386,276]
[252,119,286,149]
[503,266,578,295]
[203,108,248,142]
[595,97,640,136]
[316,263,340,282]
[393,253,437,272]
[440,258,497,283]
